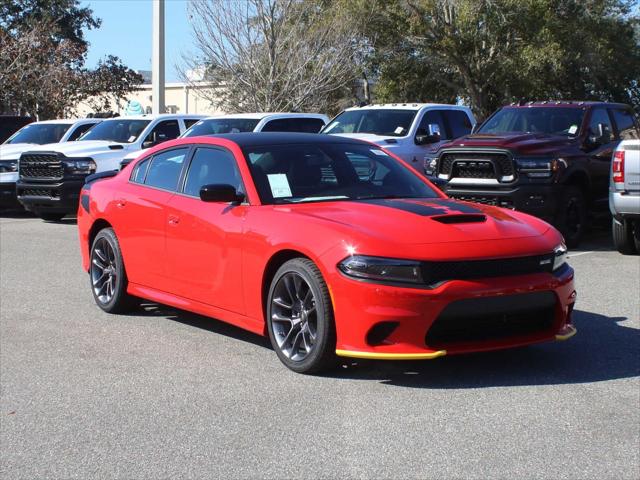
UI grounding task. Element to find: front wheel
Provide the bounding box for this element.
[90,228,136,313]
[554,186,587,248]
[267,258,337,374]
[612,217,637,255]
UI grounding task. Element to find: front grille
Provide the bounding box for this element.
[19,153,63,180]
[425,291,557,347]
[19,188,59,198]
[421,253,555,286]
[439,151,514,180]
[448,194,514,209]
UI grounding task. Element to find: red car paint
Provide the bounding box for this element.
[78,134,576,360]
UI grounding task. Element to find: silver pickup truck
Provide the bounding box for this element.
[610,139,640,254]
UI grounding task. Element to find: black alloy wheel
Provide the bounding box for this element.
[555,186,587,248]
[267,258,337,374]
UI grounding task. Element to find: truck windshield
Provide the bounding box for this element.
[5,123,72,145]
[78,119,151,143]
[182,118,260,137]
[323,109,417,137]
[478,107,585,136]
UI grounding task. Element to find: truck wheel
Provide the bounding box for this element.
[39,212,65,222]
[555,187,587,248]
[612,218,637,255]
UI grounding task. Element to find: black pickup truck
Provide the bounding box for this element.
[424,101,640,246]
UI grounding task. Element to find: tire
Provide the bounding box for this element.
[89,228,136,313]
[39,212,65,222]
[612,217,637,255]
[266,258,337,374]
[554,186,587,248]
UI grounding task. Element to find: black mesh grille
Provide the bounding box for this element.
[425,291,557,347]
[439,151,514,179]
[19,153,63,180]
[19,188,59,198]
[448,194,514,209]
[421,253,555,286]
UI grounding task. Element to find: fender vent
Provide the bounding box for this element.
[431,214,486,224]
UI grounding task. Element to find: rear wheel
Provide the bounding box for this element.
[90,228,136,313]
[267,258,337,374]
[39,212,65,222]
[612,217,637,255]
[554,186,587,248]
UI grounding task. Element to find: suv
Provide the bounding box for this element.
[119,112,330,168]
[610,139,640,254]
[424,101,640,246]
[1,119,101,209]
[323,103,476,166]
[16,114,204,220]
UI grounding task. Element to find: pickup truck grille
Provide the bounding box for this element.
[19,153,63,180]
[439,152,514,180]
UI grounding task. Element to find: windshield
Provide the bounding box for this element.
[78,119,150,143]
[182,118,260,137]
[478,107,586,136]
[5,123,72,145]
[243,142,438,205]
[323,109,418,137]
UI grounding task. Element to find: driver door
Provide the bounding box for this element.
[585,108,617,206]
[165,146,247,314]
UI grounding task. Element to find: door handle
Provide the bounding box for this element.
[168,215,180,225]
[116,199,126,208]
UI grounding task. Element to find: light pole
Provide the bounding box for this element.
[152,0,165,114]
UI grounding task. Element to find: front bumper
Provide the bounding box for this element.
[16,179,85,214]
[329,266,576,359]
[437,182,560,223]
[0,171,19,208]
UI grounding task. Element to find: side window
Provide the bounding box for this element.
[443,110,473,139]
[588,108,613,143]
[611,109,639,140]
[143,120,181,147]
[184,118,201,129]
[417,110,447,139]
[144,148,189,191]
[130,158,151,184]
[67,123,95,141]
[183,147,243,197]
[261,118,290,132]
[290,118,326,133]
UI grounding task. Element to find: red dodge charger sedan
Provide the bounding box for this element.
[78,133,577,373]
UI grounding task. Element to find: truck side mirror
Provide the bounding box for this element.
[415,124,441,145]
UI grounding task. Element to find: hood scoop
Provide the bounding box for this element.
[431,214,487,224]
[108,144,124,150]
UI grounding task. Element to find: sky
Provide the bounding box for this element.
[82,0,193,82]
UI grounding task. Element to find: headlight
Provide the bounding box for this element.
[64,159,96,175]
[553,243,568,271]
[0,160,18,172]
[424,156,438,175]
[515,157,563,178]
[338,255,423,284]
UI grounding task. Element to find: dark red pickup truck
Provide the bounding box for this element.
[424,101,639,246]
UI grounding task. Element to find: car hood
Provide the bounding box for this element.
[442,132,575,156]
[21,140,130,157]
[0,143,41,160]
[330,132,402,146]
[277,197,551,245]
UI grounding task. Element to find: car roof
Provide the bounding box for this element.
[343,103,468,111]
[102,114,206,121]
[199,132,369,147]
[201,112,327,120]
[504,101,631,109]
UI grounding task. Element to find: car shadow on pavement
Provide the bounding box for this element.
[332,310,640,388]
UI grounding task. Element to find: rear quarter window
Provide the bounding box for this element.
[611,109,639,140]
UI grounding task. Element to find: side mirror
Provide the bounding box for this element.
[586,123,610,149]
[199,184,245,203]
[415,124,441,145]
[142,140,155,149]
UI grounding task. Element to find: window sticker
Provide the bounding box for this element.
[568,125,578,135]
[267,173,292,198]
[371,149,388,156]
[128,135,137,142]
[394,126,404,135]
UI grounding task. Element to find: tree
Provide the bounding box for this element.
[82,56,144,114]
[182,0,368,113]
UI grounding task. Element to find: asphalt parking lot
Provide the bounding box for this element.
[1,214,638,479]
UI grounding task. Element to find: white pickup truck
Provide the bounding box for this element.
[322,103,476,167]
[16,114,204,220]
[610,139,640,254]
[0,119,101,209]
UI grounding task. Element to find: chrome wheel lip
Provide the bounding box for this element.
[270,272,318,362]
[90,237,117,304]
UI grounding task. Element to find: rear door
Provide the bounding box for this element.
[165,146,247,313]
[112,147,190,289]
